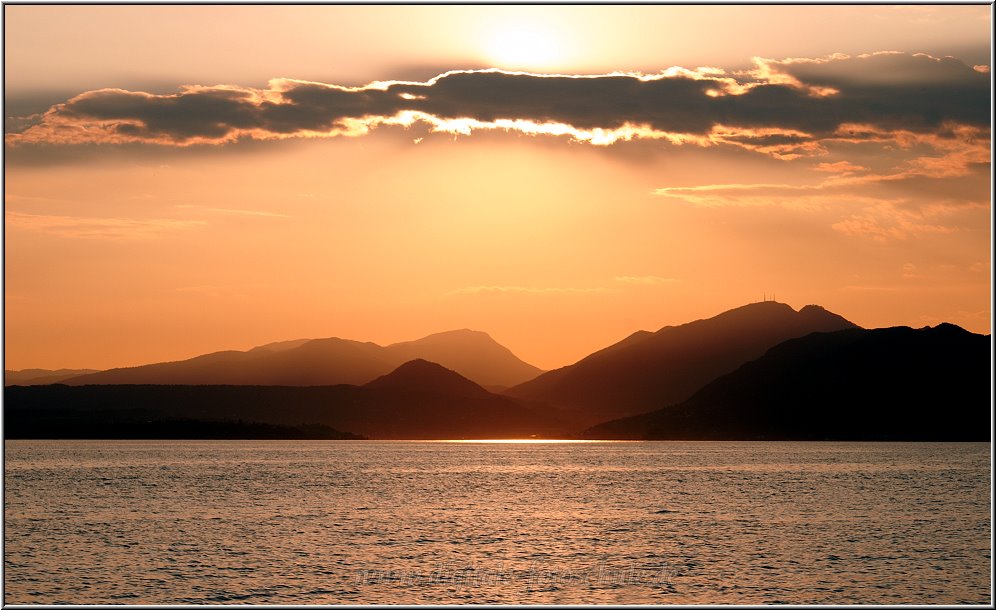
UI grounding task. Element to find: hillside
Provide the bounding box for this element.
[506,301,858,423]
[583,324,991,440]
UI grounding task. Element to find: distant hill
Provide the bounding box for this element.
[385,329,542,387]
[58,330,542,388]
[506,301,858,424]
[4,369,99,386]
[6,360,577,440]
[247,338,312,353]
[584,324,991,441]
[365,359,493,399]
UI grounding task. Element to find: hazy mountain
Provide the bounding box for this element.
[247,338,312,353]
[59,330,542,388]
[584,324,990,441]
[385,329,542,387]
[8,360,576,440]
[505,301,859,424]
[60,338,393,386]
[4,369,99,386]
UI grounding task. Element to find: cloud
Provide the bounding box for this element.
[829,201,972,242]
[655,121,989,214]
[655,184,986,242]
[653,119,990,241]
[7,52,989,159]
[830,214,953,241]
[813,161,867,174]
[5,211,205,239]
[683,187,980,243]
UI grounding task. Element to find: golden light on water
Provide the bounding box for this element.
[439,439,614,444]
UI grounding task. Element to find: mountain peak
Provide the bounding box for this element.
[709,301,857,329]
[704,300,794,322]
[799,304,826,313]
[929,322,972,336]
[364,359,491,399]
[415,329,495,343]
[507,300,859,423]
[797,303,859,329]
[749,300,792,308]
[248,338,312,353]
[385,330,542,387]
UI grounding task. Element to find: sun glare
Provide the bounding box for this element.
[485,26,564,70]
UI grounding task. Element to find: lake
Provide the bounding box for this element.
[3,440,991,604]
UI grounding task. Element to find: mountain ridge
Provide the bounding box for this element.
[43,329,543,389]
[582,323,990,440]
[3,368,100,386]
[6,302,989,441]
[505,300,860,424]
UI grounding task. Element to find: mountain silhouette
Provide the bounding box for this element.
[365,359,493,399]
[4,368,98,386]
[506,301,859,424]
[7,361,577,440]
[247,338,312,353]
[384,329,542,388]
[58,330,542,388]
[583,323,990,440]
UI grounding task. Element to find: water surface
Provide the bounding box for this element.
[4,440,991,604]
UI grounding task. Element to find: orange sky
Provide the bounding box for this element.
[3,5,992,371]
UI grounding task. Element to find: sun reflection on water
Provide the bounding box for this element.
[436,438,620,444]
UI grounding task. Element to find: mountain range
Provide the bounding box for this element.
[5,359,576,440]
[505,301,858,424]
[7,329,542,389]
[4,368,99,386]
[5,301,990,440]
[583,323,991,440]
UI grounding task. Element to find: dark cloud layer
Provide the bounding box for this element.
[7,52,990,149]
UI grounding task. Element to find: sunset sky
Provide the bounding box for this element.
[3,5,992,371]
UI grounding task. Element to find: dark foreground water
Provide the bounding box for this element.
[4,440,991,604]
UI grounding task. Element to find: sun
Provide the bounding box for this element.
[484,26,564,71]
